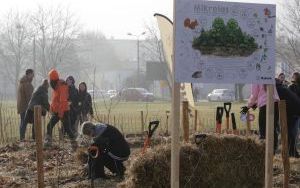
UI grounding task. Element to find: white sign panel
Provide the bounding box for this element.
[175,0,276,84]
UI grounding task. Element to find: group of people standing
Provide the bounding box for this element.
[248,72,300,158]
[17,68,130,179]
[17,68,93,150]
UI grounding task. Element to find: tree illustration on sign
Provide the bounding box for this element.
[192,17,258,57]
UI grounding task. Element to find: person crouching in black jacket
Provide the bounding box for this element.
[81,122,130,179]
[276,78,300,158]
[78,82,93,124]
[21,79,50,140]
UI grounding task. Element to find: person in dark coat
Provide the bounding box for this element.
[277,73,289,88]
[81,122,130,179]
[78,82,93,124]
[287,72,300,158]
[20,79,49,141]
[66,76,79,134]
[288,72,300,97]
[17,69,34,141]
[276,79,300,158]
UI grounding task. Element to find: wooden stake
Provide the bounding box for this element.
[42,116,46,138]
[246,111,251,136]
[166,111,169,135]
[34,105,44,188]
[140,111,144,135]
[265,85,274,188]
[182,101,189,142]
[278,100,289,188]
[194,110,198,132]
[171,82,180,188]
[172,1,180,186]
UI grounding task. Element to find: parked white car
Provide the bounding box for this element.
[107,90,117,98]
[87,89,108,98]
[207,89,234,102]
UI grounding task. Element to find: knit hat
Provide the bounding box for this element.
[66,75,75,85]
[48,69,59,81]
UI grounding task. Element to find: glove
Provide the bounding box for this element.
[88,145,99,152]
[251,104,257,111]
[88,145,100,158]
[240,106,249,114]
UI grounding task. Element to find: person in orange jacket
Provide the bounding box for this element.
[44,69,77,150]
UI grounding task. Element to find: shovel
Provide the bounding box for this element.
[216,107,224,134]
[224,102,232,132]
[231,113,239,135]
[142,120,159,154]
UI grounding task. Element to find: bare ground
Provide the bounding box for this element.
[0,139,299,188]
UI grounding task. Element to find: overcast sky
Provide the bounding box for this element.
[0,0,281,39]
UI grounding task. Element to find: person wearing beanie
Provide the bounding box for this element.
[66,75,79,134]
[78,82,94,124]
[277,73,289,88]
[45,69,77,150]
[81,121,130,179]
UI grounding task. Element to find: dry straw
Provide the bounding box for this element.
[119,134,265,188]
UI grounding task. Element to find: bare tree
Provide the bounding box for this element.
[277,0,300,69]
[143,21,172,95]
[31,5,80,77]
[0,10,32,90]
[143,21,165,63]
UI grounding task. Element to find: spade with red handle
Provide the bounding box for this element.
[141,120,159,154]
[224,102,232,133]
[216,107,224,134]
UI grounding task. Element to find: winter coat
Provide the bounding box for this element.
[17,75,34,114]
[93,124,130,160]
[288,82,300,98]
[78,90,93,116]
[248,84,279,108]
[68,85,79,113]
[27,85,50,114]
[50,80,69,118]
[276,82,300,121]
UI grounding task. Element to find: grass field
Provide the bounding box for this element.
[94,100,258,131]
[0,100,258,145]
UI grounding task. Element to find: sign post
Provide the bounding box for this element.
[173,1,276,188]
[265,85,274,188]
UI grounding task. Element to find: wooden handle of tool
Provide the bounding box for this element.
[216,123,221,134]
[142,137,150,154]
[226,118,229,131]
